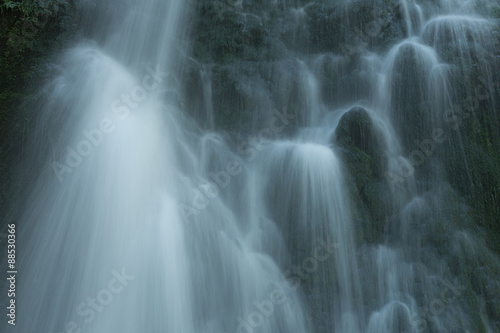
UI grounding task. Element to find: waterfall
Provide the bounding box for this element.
[2,0,500,332]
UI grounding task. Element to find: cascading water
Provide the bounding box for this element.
[2,0,500,332]
[4,1,308,332]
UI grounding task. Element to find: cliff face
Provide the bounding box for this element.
[0,1,77,218]
[1,1,500,332]
[184,0,500,254]
[2,1,500,252]
[1,2,500,249]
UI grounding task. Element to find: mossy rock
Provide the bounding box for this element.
[334,106,388,180]
[333,106,391,243]
[0,0,76,225]
[362,181,394,221]
[305,0,404,55]
[192,0,286,64]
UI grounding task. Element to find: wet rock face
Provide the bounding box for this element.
[184,0,408,136]
[334,106,387,182]
[191,0,287,65]
[419,17,500,254]
[305,0,405,55]
[389,42,440,155]
[184,0,500,258]
[191,0,405,65]
[333,106,393,243]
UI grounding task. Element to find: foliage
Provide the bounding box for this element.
[0,0,76,221]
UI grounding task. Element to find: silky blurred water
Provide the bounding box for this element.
[4,0,500,332]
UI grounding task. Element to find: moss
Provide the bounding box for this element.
[334,106,388,180]
[306,0,404,55]
[442,93,500,254]
[192,1,280,64]
[0,0,76,224]
[333,106,392,243]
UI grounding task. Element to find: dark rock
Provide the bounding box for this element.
[306,0,405,55]
[333,106,391,243]
[334,106,388,181]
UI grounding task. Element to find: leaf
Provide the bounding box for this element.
[2,1,19,9]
